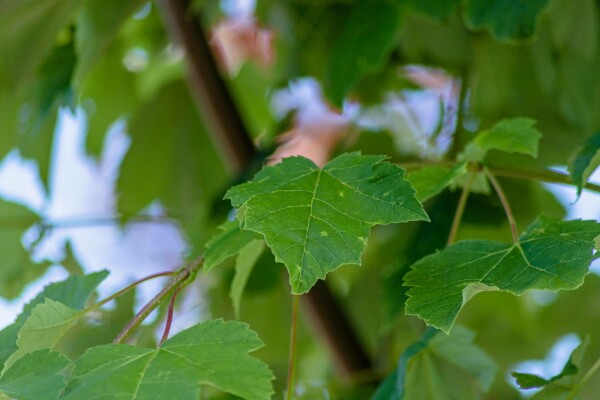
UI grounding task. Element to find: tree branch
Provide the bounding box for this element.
[156,0,373,379]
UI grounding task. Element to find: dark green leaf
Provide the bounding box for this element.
[204,221,262,272]
[464,0,550,41]
[569,131,600,198]
[117,80,226,220]
[463,117,542,163]
[226,153,428,293]
[0,350,70,400]
[62,320,274,400]
[0,271,108,367]
[327,1,402,105]
[0,0,79,91]
[0,201,44,299]
[405,216,600,332]
[403,0,459,21]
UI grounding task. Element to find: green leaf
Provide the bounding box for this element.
[0,350,70,400]
[117,80,226,220]
[0,200,45,299]
[0,0,79,91]
[3,300,82,371]
[204,221,262,272]
[327,1,402,105]
[231,240,265,319]
[0,271,108,367]
[74,0,146,85]
[62,319,274,400]
[403,0,459,21]
[373,326,497,400]
[569,131,600,198]
[80,45,138,157]
[407,162,467,202]
[463,117,542,163]
[405,216,600,332]
[519,337,589,399]
[226,152,428,293]
[464,0,550,42]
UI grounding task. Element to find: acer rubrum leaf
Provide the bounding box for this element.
[405,216,600,333]
[3,300,82,371]
[569,130,600,198]
[204,221,263,272]
[62,319,274,400]
[372,326,496,400]
[231,240,265,318]
[0,271,108,368]
[0,350,70,400]
[464,117,542,163]
[407,162,467,202]
[226,153,428,294]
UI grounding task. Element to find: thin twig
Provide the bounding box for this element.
[447,173,475,246]
[91,271,176,310]
[159,286,183,346]
[485,169,519,243]
[286,295,300,400]
[113,255,204,344]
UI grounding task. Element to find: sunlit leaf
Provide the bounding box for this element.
[569,131,600,198]
[3,300,82,371]
[463,117,542,163]
[464,0,550,41]
[0,271,108,367]
[405,216,600,332]
[0,350,69,400]
[62,319,274,400]
[226,152,428,293]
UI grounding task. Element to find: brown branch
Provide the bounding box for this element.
[155,0,372,380]
[155,0,255,173]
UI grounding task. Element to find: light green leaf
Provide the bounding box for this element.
[3,300,82,371]
[569,131,600,198]
[464,0,550,42]
[226,152,428,294]
[327,1,402,105]
[231,240,265,319]
[0,271,108,367]
[74,0,146,85]
[373,326,497,400]
[62,319,274,400]
[405,216,600,332]
[407,162,467,202]
[204,221,262,272]
[463,117,542,163]
[0,350,70,400]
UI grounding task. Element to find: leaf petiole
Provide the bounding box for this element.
[485,168,519,243]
